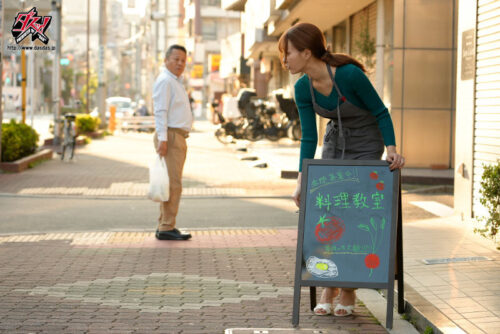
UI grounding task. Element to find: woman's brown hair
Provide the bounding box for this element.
[278,22,366,72]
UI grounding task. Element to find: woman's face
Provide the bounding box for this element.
[284,40,307,74]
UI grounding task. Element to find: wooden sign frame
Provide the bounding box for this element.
[291,159,404,329]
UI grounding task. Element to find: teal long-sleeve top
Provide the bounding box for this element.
[294,64,396,171]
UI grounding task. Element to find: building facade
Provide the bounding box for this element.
[222,0,500,223]
[184,0,240,116]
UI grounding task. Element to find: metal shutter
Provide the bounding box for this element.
[473,0,500,217]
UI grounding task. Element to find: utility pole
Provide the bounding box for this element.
[28,50,35,126]
[154,1,159,71]
[164,0,168,50]
[86,0,90,113]
[21,50,26,123]
[97,0,107,128]
[52,0,62,145]
[135,24,141,102]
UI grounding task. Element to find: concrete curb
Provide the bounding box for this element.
[393,285,466,334]
[356,289,419,334]
[0,148,53,173]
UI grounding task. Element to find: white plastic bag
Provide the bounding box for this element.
[147,155,170,202]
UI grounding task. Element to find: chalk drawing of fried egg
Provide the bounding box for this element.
[306,256,339,278]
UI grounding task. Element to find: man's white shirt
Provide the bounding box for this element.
[153,68,193,141]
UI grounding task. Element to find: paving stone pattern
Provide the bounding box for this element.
[0,233,388,334]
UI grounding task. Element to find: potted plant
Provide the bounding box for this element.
[475,161,500,248]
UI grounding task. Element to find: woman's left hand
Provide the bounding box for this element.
[386,146,405,170]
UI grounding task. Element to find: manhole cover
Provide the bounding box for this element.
[422,256,492,265]
[225,329,348,334]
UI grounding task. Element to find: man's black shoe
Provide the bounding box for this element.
[155,228,192,241]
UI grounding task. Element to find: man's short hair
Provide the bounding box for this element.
[165,45,187,59]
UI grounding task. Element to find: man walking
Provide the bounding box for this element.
[153,45,193,241]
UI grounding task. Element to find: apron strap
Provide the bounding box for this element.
[307,76,318,106]
[326,64,345,159]
[326,64,343,99]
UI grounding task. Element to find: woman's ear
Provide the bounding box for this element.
[302,49,312,60]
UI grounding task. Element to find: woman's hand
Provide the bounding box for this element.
[292,173,302,207]
[386,145,405,170]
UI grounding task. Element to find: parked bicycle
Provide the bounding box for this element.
[214,88,302,143]
[60,114,77,160]
[214,110,248,144]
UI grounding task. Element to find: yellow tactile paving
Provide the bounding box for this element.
[15,186,248,197]
[0,229,279,246]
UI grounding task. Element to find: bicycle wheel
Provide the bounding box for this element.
[69,137,76,160]
[61,142,72,161]
[265,127,280,142]
[60,143,66,160]
[244,124,264,142]
[215,127,233,145]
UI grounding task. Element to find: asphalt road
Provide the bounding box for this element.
[0,195,298,234]
[0,190,453,235]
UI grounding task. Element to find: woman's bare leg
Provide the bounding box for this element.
[314,287,339,315]
[334,288,356,316]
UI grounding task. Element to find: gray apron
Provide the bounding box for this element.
[308,65,384,161]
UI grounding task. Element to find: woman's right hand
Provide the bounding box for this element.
[292,173,302,207]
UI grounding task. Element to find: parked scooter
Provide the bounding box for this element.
[274,92,301,141]
[244,99,285,142]
[214,89,257,144]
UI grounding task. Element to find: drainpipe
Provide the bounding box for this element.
[375,0,385,97]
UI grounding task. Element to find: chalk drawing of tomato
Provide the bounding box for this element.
[376,181,385,191]
[370,171,379,180]
[364,253,380,269]
[315,215,345,244]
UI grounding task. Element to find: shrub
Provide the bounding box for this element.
[475,161,500,241]
[75,114,101,133]
[1,120,39,162]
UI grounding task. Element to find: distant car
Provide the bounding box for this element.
[106,97,134,119]
[90,96,134,119]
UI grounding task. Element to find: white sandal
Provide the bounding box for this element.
[334,304,354,317]
[313,303,332,316]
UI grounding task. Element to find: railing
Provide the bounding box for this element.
[116,116,155,132]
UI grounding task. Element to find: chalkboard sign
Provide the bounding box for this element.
[292,159,401,329]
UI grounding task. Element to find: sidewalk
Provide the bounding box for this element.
[401,216,500,334]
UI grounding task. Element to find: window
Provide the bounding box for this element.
[202,19,217,40]
[201,0,221,6]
